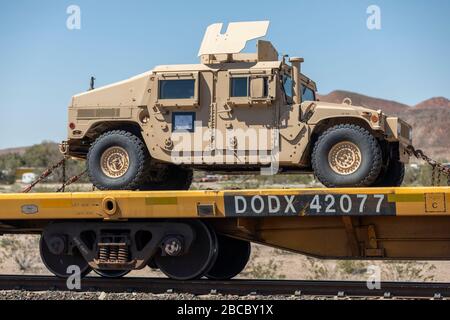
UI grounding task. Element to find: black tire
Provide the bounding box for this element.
[141,165,193,191]
[87,130,149,190]
[312,124,382,187]
[373,159,405,187]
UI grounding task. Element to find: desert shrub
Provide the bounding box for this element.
[243,258,286,279]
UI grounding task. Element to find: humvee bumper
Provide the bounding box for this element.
[59,139,88,160]
[384,117,412,163]
[385,117,413,143]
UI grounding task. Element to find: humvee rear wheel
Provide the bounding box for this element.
[312,124,382,187]
[87,130,149,190]
[206,235,251,280]
[100,146,130,178]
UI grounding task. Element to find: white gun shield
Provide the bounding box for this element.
[198,21,270,56]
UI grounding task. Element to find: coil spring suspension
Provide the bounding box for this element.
[99,246,109,262]
[98,233,131,264]
[98,243,130,263]
[111,246,119,261]
[118,246,129,262]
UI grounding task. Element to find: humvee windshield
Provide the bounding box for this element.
[302,85,316,102]
[282,75,293,99]
[282,74,316,102]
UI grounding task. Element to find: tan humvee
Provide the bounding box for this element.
[61,21,412,190]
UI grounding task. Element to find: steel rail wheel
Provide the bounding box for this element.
[93,269,131,278]
[39,235,91,279]
[154,221,218,280]
[206,235,251,280]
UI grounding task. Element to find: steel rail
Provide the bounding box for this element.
[0,275,449,298]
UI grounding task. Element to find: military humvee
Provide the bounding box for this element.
[61,21,412,190]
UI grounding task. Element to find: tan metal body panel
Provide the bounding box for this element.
[306,102,379,127]
[144,70,215,162]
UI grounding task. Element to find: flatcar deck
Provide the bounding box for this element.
[0,186,449,220]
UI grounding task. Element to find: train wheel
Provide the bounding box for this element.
[206,235,251,280]
[93,269,130,278]
[39,235,91,278]
[154,221,218,280]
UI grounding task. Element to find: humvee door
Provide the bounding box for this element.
[214,68,278,165]
[148,71,214,164]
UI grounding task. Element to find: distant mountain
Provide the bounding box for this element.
[319,91,450,160]
[414,97,450,110]
[0,146,28,156]
[318,90,409,114]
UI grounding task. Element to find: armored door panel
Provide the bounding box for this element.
[214,70,277,166]
[147,71,213,164]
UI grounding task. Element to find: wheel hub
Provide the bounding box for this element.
[328,141,362,175]
[100,146,130,178]
[47,235,66,255]
[162,237,184,257]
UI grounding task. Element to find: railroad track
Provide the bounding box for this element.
[0,275,449,299]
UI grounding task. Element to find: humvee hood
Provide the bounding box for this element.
[311,101,380,113]
[305,101,384,125]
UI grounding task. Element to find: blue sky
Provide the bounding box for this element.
[0,0,449,149]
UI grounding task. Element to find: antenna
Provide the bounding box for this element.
[89,76,96,91]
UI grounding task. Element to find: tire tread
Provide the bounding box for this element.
[311,124,382,187]
[87,130,149,190]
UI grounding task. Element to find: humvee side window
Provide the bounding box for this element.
[231,77,269,98]
[283,76,293,98]
[159,79,195,99]
[231,77,249,97]
[302,86,316,102]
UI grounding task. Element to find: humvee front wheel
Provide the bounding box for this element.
[312,124,382,187]
[87,130,149,190]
